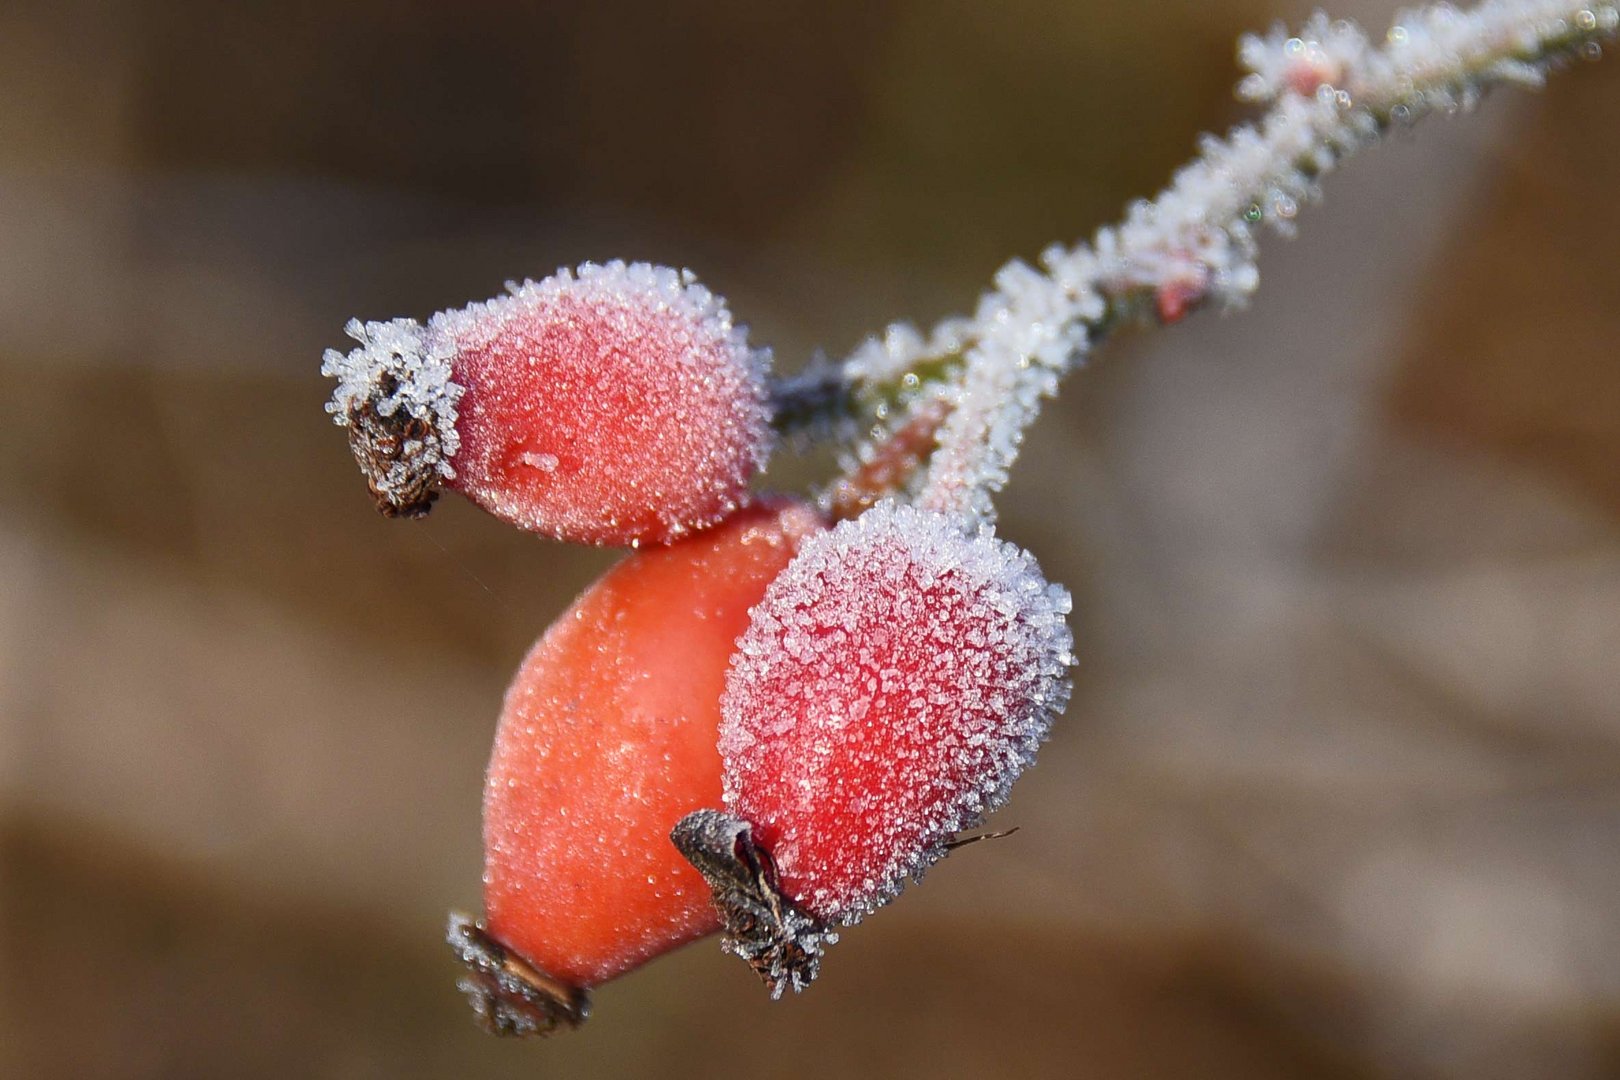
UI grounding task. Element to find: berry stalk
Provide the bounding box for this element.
[773,0,1619,526]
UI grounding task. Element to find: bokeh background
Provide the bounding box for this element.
[3,1,1618,1077]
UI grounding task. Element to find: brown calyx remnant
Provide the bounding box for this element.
[670,809,835,998]
[446,913,591,1037]
[341,375,445,518]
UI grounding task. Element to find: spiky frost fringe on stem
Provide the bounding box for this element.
[819,0,1618,525]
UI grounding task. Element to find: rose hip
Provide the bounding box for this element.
[675,502,1072,995]
[451,499,825,1035]
[324,260,773,546]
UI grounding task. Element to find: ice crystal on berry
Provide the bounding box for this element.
[719,501,1074,923]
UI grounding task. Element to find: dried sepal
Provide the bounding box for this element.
[446,913,591,1037]
[671,809,837,998]
[321,317,463,517]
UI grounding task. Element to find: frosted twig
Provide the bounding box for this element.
[797,0,1617,526]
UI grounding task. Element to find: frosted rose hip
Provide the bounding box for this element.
[452,500,826,1035]
[718,502,1073,925]
[323,260,773,545]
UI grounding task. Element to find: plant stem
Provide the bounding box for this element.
[770,0,1618,527]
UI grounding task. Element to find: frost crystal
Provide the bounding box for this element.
[321,316,463,517]
[720,502,1074,925]
[1238,13,1372,101]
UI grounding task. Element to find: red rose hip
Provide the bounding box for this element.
[324,260,774,546]
[452,499,826,1035]
[674,501,1072,995]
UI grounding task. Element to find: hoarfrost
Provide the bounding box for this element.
[861,0,1620,527]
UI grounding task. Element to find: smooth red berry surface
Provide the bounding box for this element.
[438,261,772,545]
[719,502,1073,924]
[481,500,826,988]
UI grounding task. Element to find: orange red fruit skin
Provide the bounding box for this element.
[481,500,826,987]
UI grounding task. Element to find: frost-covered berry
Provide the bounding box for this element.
[675,501,1072,994]
[323,260,774,546]
[452,500,825,1036]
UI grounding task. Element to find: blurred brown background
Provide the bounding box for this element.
[2,2,1618,1077]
